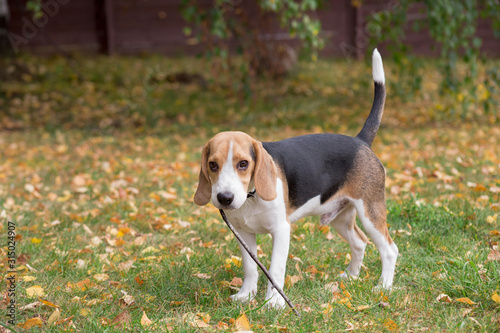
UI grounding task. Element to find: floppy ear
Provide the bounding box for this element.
[194,143,212,206]
[252,140,277,201]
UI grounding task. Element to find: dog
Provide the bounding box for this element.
[194,49,398,308]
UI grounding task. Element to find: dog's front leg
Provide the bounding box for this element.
[230,228,258,303]
[265,221,290,309]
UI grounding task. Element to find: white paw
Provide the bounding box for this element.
[339,271,358,280]
[265,292,286,309]
[230,291,256,303]
[372,283,392,293]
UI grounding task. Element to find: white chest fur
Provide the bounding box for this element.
[224,178,288,234]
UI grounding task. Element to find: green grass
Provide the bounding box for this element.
[0,54,499,332]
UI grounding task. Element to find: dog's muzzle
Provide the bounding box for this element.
[217,192,234,207]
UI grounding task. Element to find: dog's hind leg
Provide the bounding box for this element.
[352,199,398,289]
[330,204,368,278]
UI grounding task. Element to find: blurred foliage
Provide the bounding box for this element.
[367,0,500,118]
[1,55,498,133]
[181,0,324,97]
[26,0,43,18]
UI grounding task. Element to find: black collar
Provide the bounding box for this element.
[247,190,256,198]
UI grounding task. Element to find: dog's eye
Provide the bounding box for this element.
[208,161,218,172]
[237,160,249,170]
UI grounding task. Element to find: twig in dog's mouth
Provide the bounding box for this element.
[219,209,300,317]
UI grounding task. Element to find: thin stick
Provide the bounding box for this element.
[219,209,300,317]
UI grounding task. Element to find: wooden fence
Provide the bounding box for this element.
[4,0,500,58]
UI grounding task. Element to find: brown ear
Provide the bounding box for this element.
[194,143,212,205]
[252,140,277,201]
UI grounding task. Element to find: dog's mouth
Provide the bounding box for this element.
[213,201,239,210]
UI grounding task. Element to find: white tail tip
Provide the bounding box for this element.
[372,48,385,84]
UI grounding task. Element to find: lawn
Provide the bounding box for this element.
[0,54,499,332]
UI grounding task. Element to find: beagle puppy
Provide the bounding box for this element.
[194,49,398,308]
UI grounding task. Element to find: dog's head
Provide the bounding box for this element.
[194,131,277,209]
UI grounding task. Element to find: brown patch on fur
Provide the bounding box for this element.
[329,145,393,244]
[194,142,211,205]
[252,140,277,201]
[354,224,369,243]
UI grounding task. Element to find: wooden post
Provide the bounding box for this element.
[96,0,114,55]
[353,3,363,61]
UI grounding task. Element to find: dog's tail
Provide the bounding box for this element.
[356,48,386,147]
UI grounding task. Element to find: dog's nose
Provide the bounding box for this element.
[217,192,234,206]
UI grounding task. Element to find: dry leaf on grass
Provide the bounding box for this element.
[384,318,398,331]
[22,275,37,282]
[285,275,302,288]
[26,285,45,298]
[18,317,44,329]
[117,259,136,272]
[456,297,476,305]
[324,281,339,292]
[93,273,110,282]
[19,301,41,311]
[355,305,370,311]
[235,313,251,331]
[119,291,135,307]
[230,277,243,286]
[135,275,145,286]
[47,308,61,325]
[193,273,211,279]
[487,249,500,261]
[39,298,58,308]
[112,310,131,329]
[141,311,153,327]
[436,294,453,303]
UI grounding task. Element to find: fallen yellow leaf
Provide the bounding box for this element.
[31,237,42,244]
[22,275,37,282]
[48,308,61,325]
[456,297,476,305]
[384,318,398,331]
[486,215,498,224]
[141,311,153,327]
[198,312,211,324]
[26,285,45,298]
[18,317,44,329]
[231,255,242,267]
[489,230,500,236]
[75,278,93,291]
[355,305,370,311]
[39,298,58,308]
[491,292,500,303]
[93,273,110,282]
[79,308,91,316]
[235,313,250,331]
